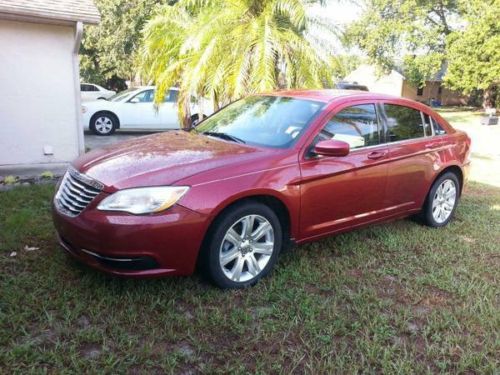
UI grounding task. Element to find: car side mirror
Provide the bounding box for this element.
[314,139,350,157]
[129,97,140,104]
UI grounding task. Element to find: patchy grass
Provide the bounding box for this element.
[437,107,500,187]
[436,108,484,129]
[0,183,499,373]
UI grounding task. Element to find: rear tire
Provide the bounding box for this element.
[201,202,282,289]
[90,112,117,136]
[422,172,460,227]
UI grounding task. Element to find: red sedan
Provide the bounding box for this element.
[53,90,471,288]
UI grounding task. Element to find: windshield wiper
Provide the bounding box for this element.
[202,131,246,144]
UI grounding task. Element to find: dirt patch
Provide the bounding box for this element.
[416,286,453,308]
[346,268,364,278]
[76,315,91,329]
[79,343,102,359]
[30,329,58,349]
[303,283,335,296]
[376,275,411,305]
[459,235,476,244]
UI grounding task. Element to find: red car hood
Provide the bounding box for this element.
[73,131,271,191]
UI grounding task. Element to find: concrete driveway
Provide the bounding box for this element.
[85,130,163,151]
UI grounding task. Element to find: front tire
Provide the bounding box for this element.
[422,172,460,227]
[202,202,282,289]
[90,112,117,136]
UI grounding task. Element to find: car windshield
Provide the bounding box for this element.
[107,88,139,102]
[194,96,325,148]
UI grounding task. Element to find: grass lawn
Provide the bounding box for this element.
[1,181,499,373]
[437,108,500,188]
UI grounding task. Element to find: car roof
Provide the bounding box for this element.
[262,89,399,103]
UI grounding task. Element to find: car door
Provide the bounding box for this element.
[81,84,93,102]
[380,102,442,211]
[159,89,181,129]
[299,102,389,240]
[121,89,160,128]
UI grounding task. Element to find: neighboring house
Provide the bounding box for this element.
[345,64,468,106]
[0,0,100,175]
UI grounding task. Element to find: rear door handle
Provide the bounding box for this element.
[367,151,387,160]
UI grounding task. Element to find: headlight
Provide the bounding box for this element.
[97,186,189,214]
[81,106,88,114]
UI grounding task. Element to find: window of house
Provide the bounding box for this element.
[317,104,380,149]
[384,104,425,142]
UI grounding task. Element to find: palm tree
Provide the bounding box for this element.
[140,0,338,127]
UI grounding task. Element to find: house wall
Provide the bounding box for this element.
[401,81,438,103]
[345,64,469,106]
[402,81,468,106]
[0,19,81,169]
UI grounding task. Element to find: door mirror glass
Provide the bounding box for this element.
[314,139,350,157]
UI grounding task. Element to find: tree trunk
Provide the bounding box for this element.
[182,94,192,130]
[213,91,220,112]
[482,85,498,109]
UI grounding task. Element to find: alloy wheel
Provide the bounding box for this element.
[219,214,274,283]
[431,179,457,223]
[95,116,113,134]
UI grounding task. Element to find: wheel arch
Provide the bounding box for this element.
[433,164,464,196]
[196,193,293,270]
[210,193,291,242]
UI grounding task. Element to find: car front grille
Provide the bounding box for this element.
[54,167,104,217]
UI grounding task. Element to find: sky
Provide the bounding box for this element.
[308,1,362,26]
[307,1,363,54]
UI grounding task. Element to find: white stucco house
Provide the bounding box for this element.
[0,0,99,175]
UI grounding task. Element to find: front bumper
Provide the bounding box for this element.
[52,200,209,277]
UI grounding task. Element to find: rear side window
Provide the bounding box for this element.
[432,117,447,135]
[319,104,380,149]
[384,104,424,142]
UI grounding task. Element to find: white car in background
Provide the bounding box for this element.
[80,83,116,102]
[81,86,211,135]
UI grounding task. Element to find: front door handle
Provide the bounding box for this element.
[367,150,387,160]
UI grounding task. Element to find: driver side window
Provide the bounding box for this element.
[130,89,154,103]
[319,104,380,149]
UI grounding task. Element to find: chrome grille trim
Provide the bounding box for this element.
[54,167,104,217]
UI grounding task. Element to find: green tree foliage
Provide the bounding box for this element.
[345,0,499,106]
[445,1,500,107]
[344,0,458,85]
[80,0,176,89]
[139,0,340,126]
